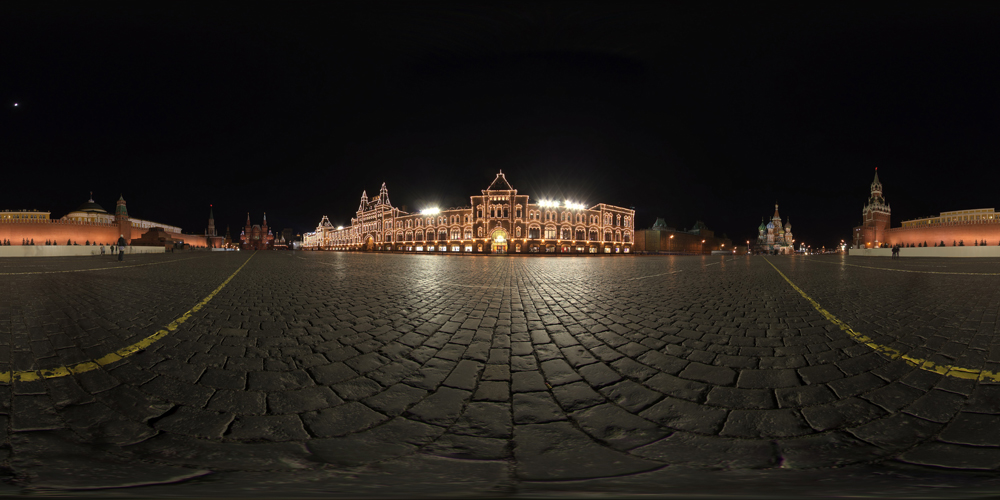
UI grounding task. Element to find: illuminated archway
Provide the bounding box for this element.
[490,228,508,254]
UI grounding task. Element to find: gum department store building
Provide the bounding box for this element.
[306,172,635,254]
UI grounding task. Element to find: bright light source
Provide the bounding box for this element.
[420,207,440,215]
[337,226,344,230]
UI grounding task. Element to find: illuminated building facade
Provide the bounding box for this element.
[308,172,635,254]
[853,171,1000,248]
[241,213,274,250]
[755,203,795,254]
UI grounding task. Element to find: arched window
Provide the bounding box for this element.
[623,231,631,242]
[451,229,460,240]
[528,226,540,239]
[439,229,447,240]
[576,229,585,240]
[561,227,571,240]
[478,227,484,237]
[516,206,522,219]
[604,230,612,241]
[464,229,472,239]
[545,226,557,239]
[516,226,521,237]
[477,207,483,219]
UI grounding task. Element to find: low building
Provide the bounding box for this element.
[634,218,732,254]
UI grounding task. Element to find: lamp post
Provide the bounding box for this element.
[747,240,750,255]
[701,239,705,255]
[669,234,674,253]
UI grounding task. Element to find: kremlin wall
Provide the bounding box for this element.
[0,194,223,251]
[851,171,1000,256]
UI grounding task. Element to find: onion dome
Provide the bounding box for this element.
[766,221,775,230]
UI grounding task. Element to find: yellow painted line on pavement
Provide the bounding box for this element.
[763,257,1000,382]
[0,253,256,384]
[0,256,202,276]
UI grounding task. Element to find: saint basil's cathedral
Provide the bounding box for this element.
[755,204,795,254]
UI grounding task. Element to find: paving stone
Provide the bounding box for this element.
[331,377,383,401]
[639,396,728,434]
[845,412,942,450]
[473,381,510,402]
[719,409,812,438]
[775,384,837,408]
[551,381,605,411]
[577,362,623,387]
[207,390,267,415]
[440,359,483,391]
[512,391,566,424]
[862,381,924,412]
[797,364,845,385]
[678,362,736,386]
[540,358,583,386]
[406,387,471,426]
[904,389,966,423]
[600,380,662,412]
[303,401,388,437]
[939,412,1000,446]
[511,371,547,393]
[643,372,708,402]
[363,383,427,416]
[227,414,310,441]
[570,403,668,450]
[423,433,510,460]
[513,422,660,480]
[124,433,312,470]
[736,369,800,389]
[247,370,314,391]
[800,397,885,431]
[777,431,890,468]
[898,442,1000,470]
[449,402,512,438]
[268,386,343,414]
[152,406,234,439]
[632,432,777,468]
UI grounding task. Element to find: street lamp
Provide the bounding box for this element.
[669,234,674,253]
[701,239,705,255]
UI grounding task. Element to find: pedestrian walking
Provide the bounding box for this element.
[117,235,126,261]
[100,244,105,256]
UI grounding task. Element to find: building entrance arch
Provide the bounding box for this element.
[490,229,508,254]
[365,235,375,251]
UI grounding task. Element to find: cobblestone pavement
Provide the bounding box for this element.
[3,252,1000,498]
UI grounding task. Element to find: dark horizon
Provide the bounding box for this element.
[4,2,1000,248]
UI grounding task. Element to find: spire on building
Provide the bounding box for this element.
[379,182,390,206]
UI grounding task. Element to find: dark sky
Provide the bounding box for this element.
[3,2,1000,247]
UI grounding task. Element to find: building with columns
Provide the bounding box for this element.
[305,172,635,254]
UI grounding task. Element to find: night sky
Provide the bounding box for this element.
[3,2,1000,248]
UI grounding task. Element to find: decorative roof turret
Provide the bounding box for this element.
[379,182,391,206]
[114,195,128,217]
[862,168,891,217]
[485,170,514,192]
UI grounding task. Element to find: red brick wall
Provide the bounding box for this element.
[0,222,123,246]
[884,224,1000,247]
